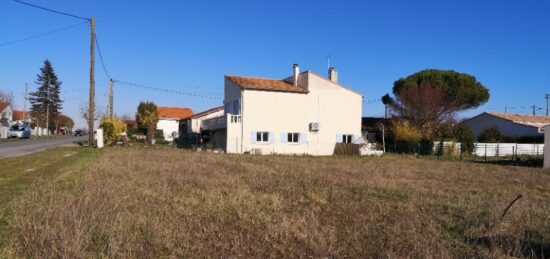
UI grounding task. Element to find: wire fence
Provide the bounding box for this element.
[385,142,545,167]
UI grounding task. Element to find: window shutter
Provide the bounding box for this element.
[280,132,287,144]
[268,132,274,144]
[300,132,307,144]
[336,134,343,143]
[251,131,257,144]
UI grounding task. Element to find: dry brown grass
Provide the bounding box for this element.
[2,147,550,258]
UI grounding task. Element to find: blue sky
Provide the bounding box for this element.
[1,0,549,128]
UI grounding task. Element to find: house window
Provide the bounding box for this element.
[342,134,353,143]
[287,133,299,143]
[256,132,269,143]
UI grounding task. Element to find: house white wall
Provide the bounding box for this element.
[463,113,541,138]
[225,71,362,156]
[0,105,13,139]
[157,119,179,141]
[1,105,13,121]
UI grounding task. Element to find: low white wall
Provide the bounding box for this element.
[474,143,545,157]
[0,126,7,139]
[545,125,549,168]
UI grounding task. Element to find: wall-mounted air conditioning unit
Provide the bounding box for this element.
[309,122,320,132]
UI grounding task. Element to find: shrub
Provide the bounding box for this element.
[478,127,501,143]
[392,120,422,145]
[455,124,475,154]
[99,117,127,146]
[418,138,434,155]
[154,129,164,140]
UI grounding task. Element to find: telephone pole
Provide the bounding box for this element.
[23,82,29,120]
[532,104,536,116]
[88,16,95,145]
[545,93,549,116]
[108,79,113,118]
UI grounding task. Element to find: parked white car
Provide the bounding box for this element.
[8,123,31,139]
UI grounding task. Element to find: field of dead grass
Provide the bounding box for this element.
[1,147,550,258]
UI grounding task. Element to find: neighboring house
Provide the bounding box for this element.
[156,106,193,141]
[12,110,31,123]
[0,102,13,121]
[0,102,13,139]
[462,112,550,139]
[179,106,224,134]
[217,64,363,155]
[362,117,389,143]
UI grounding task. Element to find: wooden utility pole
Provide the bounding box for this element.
[88,16,95,146]
[23,82,29,120]
[108,79,113,118]
[545,93,549,116]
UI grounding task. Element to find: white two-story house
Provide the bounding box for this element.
[222,64,363,155]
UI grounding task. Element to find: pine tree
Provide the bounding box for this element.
[29,60,63,131]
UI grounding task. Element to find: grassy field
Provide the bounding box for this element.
[1,147,549,258]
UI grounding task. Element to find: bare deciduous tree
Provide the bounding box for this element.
[80,101,105,132]
[0,90,14,104]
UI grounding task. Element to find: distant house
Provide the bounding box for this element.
[361,117,389,143]
[0,102,13,139]
[179,106,224,134]
[213,64,363,155]
[0,102,13,122]
[156,106,193,141]
[178,106,225,148]
[12,110,31,123]
[462,112,550,139]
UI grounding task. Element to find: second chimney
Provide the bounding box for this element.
[328,67,338,83]
[293,64,299,86]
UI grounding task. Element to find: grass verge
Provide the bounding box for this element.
[0,146,97,251]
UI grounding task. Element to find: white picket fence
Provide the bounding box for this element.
[433,141,545,157]
[474,143,545,157]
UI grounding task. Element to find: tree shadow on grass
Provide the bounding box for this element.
[468,233,550,258]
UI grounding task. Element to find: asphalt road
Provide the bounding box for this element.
[0,136,87,159]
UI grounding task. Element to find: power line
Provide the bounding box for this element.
[0,21,87,47]
[94,34,111,79]
[12,0,90,21]
[363,98,380,104]
[113,80,223,100]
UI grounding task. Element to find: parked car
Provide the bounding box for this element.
[74,129,83,136]
[8,123,31,139]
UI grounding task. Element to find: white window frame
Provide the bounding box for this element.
[287,132,299,144]
[342,134,353,143]
[256,131,269,143]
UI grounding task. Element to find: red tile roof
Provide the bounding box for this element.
[12,110,29,121]
[157,106,193,119]
[0,102,10,111]
[488,112,550,128]
[225,75,308,93]
[191,106,224,119]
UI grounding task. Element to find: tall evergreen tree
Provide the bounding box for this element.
[29,60,63,131]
